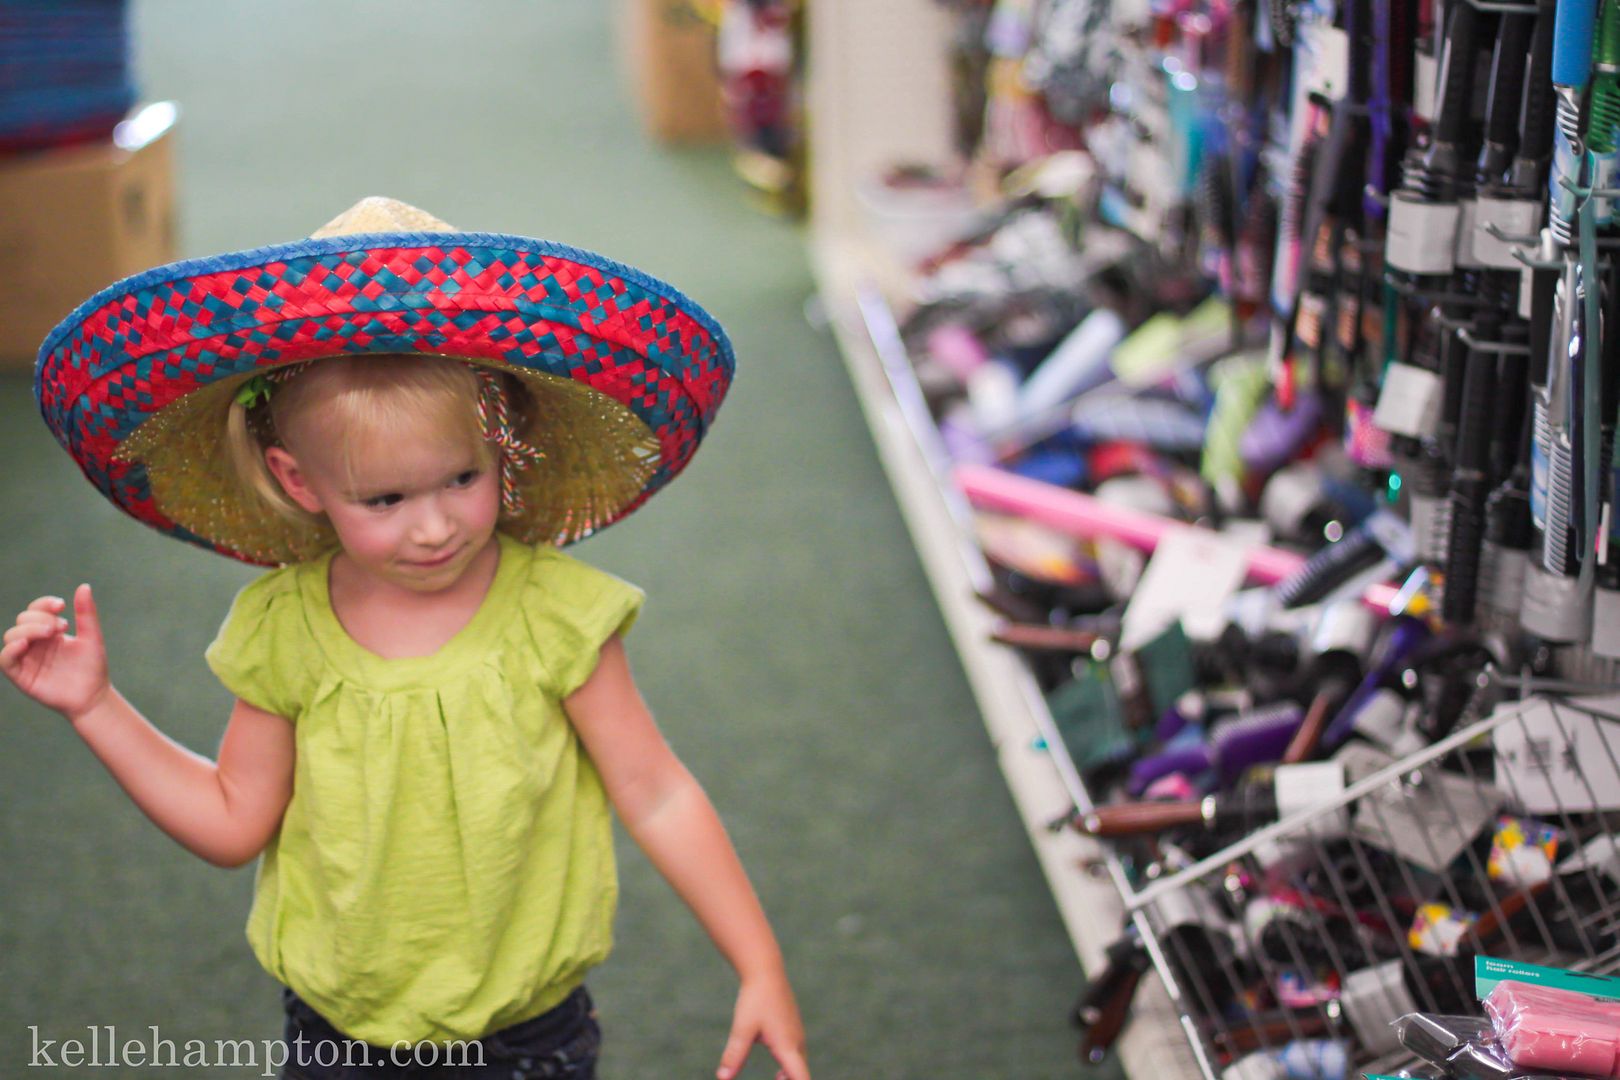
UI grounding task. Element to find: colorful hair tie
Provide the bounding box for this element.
[476,369,546,517]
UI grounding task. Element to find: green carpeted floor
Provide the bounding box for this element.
[0,5,1113,1077]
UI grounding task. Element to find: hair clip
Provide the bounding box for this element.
[234,375,273,410]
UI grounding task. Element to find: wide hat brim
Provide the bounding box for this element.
[36,214,734,565]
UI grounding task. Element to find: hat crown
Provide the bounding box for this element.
[310,196,455,238]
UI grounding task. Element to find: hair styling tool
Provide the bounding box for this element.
[1273,508,1413,607]
[1318,0,1377,412]
[1551,0,1599,223]
[1522,0,1601,641]
[1280,602,1378,761]
[1476,0,1549,604]
[1344,0,1406,472]
[1128,702,1306,794]
[955,464,1405,609]
[1440,329,1501,624]
[1479,13,1537,188]
[1073,786,1285,836]
[1071,928,1153,1063]
[990,621,1105,653]
[1522,246,1581,635]
[1385,0,1487,574]
[1318,613,1430,749]
[1526,236,1594,640]
[1593,239,1620,657]
[1367,0,1398,225]
[1388,0,1481,256]
[1074,762,1347,838]
[1522,0,1574,592]
[1443,10,1541,627]
[1273,105,1328,354]
[1259,461,1379,547]
[1580,0,1620,662]
[1481,425,1537,637]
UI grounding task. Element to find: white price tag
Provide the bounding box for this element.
[1259,463,1323,535]
[1471,197,1543,270]
[1413,50,1439,124]
[1558,833,1620,883]
[1341,960,1414,1057]
[1339,742,1501,871]
[1352,689,1415,753]
[1594,587,1620,659]
[1373,362,1444,438]
[1223,1054,1289,1080]
[1598,152,1620,227]
[1274,762,1349,838]
[1493,696,1620,813]
[1454,199,1484,269]
[1386,191,1461,274]
[1094,537,1147,601]
[1119,527,1250,650]
[1300,22,1351,100]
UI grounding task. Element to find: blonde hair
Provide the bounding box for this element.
[223,355,522,526]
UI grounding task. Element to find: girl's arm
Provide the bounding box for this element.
[72,692,294,868]
[565,637,810,1080]
[1,585,295,869]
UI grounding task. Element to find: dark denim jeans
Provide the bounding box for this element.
[279,985,600,1079]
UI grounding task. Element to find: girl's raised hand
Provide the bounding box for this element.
[0,585,110,721]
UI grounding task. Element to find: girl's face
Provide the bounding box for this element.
[265,426,501,595]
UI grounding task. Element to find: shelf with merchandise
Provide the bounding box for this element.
[805,0,1620,1075]
[804,5,1205,1077]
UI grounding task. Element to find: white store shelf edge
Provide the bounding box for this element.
[808,233,1202,1080]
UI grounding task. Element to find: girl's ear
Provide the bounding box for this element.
[263,446,325,515]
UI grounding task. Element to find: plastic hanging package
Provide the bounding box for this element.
[1484,979,1620,1077]
[1391,1011,1562,1080]
[1394,1012,1496,1066]
[1446,1038,1535,1080]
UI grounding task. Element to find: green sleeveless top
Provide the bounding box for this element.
[204,532,643,1045]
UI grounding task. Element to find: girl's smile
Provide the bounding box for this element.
[406,546,463,569]
[266,431,503,598]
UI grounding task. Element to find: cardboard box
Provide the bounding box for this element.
[0,102,178,365]
[615,0,728,144]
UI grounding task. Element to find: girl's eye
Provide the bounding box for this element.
[449,469,480,488]
[363,493,403,510]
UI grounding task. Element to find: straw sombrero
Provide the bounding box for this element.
[35,197,734,565]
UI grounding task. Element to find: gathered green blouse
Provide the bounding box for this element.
[204,532,644,1046]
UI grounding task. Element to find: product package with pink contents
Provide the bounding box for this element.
[1485,979,1620,1077]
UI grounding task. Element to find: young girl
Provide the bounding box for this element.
[4,197,809,1080]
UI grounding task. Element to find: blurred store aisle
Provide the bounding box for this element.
[0,4,1095,1077]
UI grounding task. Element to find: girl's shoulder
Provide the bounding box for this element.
[219,558,318,631]
[520,541,638,596]
[237,559,309,603]
[204,558,327,716]
[503,537,645,698]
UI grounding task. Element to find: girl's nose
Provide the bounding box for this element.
[410,499,457,546]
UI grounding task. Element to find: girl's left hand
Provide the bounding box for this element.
[717,969,809,1080]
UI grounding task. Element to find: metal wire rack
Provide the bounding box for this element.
[1124,680,1620,1079]
[849,278,1620,1080]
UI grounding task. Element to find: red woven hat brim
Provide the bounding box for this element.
[36,231,735,561]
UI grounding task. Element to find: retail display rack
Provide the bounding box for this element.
[806,2,1202,1076]
[806,0,1620,1077]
